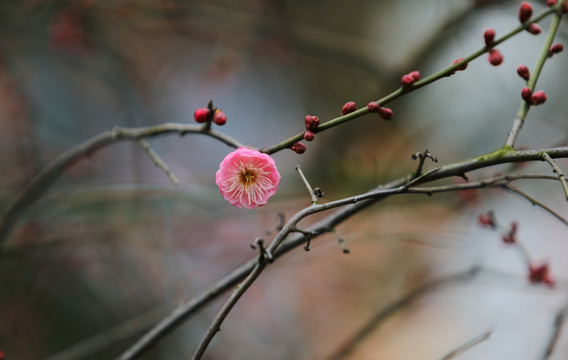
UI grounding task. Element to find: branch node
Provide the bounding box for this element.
[251,238,273,263]
[412,149,438,178]
[541,152,568,200]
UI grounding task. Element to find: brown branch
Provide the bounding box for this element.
[117,157,568,359]
[327,266,483,360]
[541,305,568,360]
[439,329,492,360]
[0,123,243,245]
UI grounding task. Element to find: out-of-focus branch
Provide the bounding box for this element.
[541,305,568,360]
[327,266,483,360]
[0,123,243,245]
[439,329,492,360]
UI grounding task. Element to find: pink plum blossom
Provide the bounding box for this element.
[215,147,280,209]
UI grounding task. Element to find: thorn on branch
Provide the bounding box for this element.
[251,238,273,263]
[291,227,318,252]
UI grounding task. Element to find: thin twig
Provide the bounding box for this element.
[136,139,179,185]
[0,123,243,245]
[118,162,568,360]
[501,184,568,226]
[328,266,483,360]
[505,9,563,147]
[439,329,492,360]
[541,152,568,201]
[541,305,568,360]
[295,165,318,204]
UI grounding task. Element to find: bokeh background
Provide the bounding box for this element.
[1,0,568,359]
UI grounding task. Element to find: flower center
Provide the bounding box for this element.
[239,169,256,186]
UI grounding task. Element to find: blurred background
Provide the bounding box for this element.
[1,0,568,359]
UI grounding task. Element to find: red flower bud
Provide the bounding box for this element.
[212,109,227,125]
[194,107,210,123]
[528,262,555,288]
[290,142,306,154]
[527,23,541,35]
[548,43,564,56]
[488,49,503,66]
[501,221,518,244]
[521,87,533,103]
[516,65,530,81]
[304,115,319,131]
[409,70,420,81]
[546,0,557,6]
[341,101,357,115]
[367,101,381,113]
[531,90,547,105]
[303,130,315,141]
[452,58,468,71]
[379,107,393,120]
[400,74,415,88]
[518,2,533,23]
[478,213,496,228]
[484,28,495,46]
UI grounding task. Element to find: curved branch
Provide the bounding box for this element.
[118,147,568,359]
[0,123,243,245]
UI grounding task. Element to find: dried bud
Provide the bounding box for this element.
[452,58,468,71]
[367,101,381,113]
[531,90,547,105]
[341,101,357,115]
[478,213,496,228]
[488,49,503,66]
[546,0,557,6]
[194,107,211,123]
[304,115,319,131]
[528,262,555,288]
[521,87,533,103]
[379,107,393,120]
[290,142,306,154]
[501,221,518,244]
[527,23,541,35]
[548,43,564,56]
[303,130,315,141]
[484,28,496,46]
[516,65,530,81]
[518,2,533,23]
[212,109,227,125]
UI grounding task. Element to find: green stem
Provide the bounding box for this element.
[261,6,557,155]
[506,9,564,148]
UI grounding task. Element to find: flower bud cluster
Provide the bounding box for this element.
[304,114,319,141]
[193,101,227,126]
[367,102,393,120]
[400,70,420,88]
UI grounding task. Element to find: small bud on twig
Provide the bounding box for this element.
[194,108,210,123]
[518,2,533,24]
[527,23,541,35]
[548,43,564,57]
[488,49,503,66]
[516,65,530,81]
[341,101,357,115]
[531,90,547,105]
[484,28,495,47]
